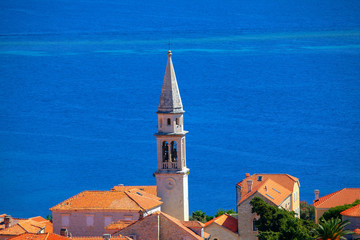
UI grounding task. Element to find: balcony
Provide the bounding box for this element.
[162,162,178,169]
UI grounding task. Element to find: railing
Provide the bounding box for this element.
[162,162,178,169]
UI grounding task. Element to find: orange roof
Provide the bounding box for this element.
[354,228,360,234]
[204,214,238,233]
[181,221,204,228]
[0,218,52,236]
[111,185,157,196]
[237,175,294,206]
[341,204,360,217]
[105,220,136,230]
[156,212,204,240]
[9,233,68,240]
[71,236,130,240]
[50,189,162,211]
[116,212,203,240]
[237,174,299,193]
[313,188,360,208]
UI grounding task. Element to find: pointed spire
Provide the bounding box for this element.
[158,50,184,113]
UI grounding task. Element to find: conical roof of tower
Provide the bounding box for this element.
[158,50,184,113]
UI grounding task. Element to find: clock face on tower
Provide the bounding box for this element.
[165,177,176,190]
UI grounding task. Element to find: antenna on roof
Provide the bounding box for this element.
[37,226,46,234]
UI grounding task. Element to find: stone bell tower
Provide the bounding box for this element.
[154,50,189,221]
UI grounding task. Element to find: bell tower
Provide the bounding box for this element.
[154,50,189,221]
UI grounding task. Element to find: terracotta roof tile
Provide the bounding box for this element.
[71,236,130,240]
[340,203,360,217]
[117,212,203,240]
[204,214,238,233]
[111,186,157,196]
[237,174,299,194]
[0,218,52,236]
[9,233,68,240]
[105,220,136,230]
[181,221,204,228]
[159,212,204,240]
[313,188,360,208]
[50,190,162,211]
[238,178,292,206]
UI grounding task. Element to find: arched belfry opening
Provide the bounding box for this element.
[171,141,177,162]
[162,141,169,162]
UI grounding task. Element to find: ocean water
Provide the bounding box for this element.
[0,0,360,218]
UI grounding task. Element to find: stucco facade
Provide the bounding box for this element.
[52,207,161,236]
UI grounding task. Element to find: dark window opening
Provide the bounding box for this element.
[167,118,171,125]
[162,141,169,162]
[171,141,177,161]
[176,118,179,125]
[253,219,257,231]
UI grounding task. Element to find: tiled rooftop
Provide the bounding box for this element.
[50,187,162,211]
[341,203,360,217]
[116,211,204,240]
[105,220,136,230]
[204,214,238,233]
[111,185,157,196]
[0,216,52,236]
[237,173,297,206]
[313,188,360,208]
[9,233,68,240]
[71,236,130,240]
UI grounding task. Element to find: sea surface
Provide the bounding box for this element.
[0,0,360,218]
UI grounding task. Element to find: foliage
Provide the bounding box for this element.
[322,199,360,221]
[46,214,53,222]
[189,210,213,223]
[250,197,315,240]
[312,218,354,240]
[300,201,315,221]
[214,208,236,218]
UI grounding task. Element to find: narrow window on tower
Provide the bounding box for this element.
[171,141,177,161]
[167,118,171,125]
[159,119,163,128]
[162,141,169,162]
[176,118,179,125]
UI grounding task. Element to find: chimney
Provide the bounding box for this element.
[60,228,68,237]
[314,189,320,201]
[4,215,11,229]
[247,180,253,193]
[245,173,250,178]
[103,234,111,240]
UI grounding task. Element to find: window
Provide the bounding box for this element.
[162,141,169,162]
[171,141,177,161]
[176,118,179,125]
[167,118,171,125]
[104,216,112,227]
[86,215,94,227]
[257,176,263,181]
[253,218,257,231]
[61,215,69,227]
[159,119,163,128]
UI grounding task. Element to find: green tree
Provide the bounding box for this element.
[322,199,360,221]
[214,209,236,218]
[189,210,213,223]
[46,214,53,223]
[250,197,314,240]
[312,218,354,240]
[300,201,315,221]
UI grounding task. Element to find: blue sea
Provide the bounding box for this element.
[0,0,360,218]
